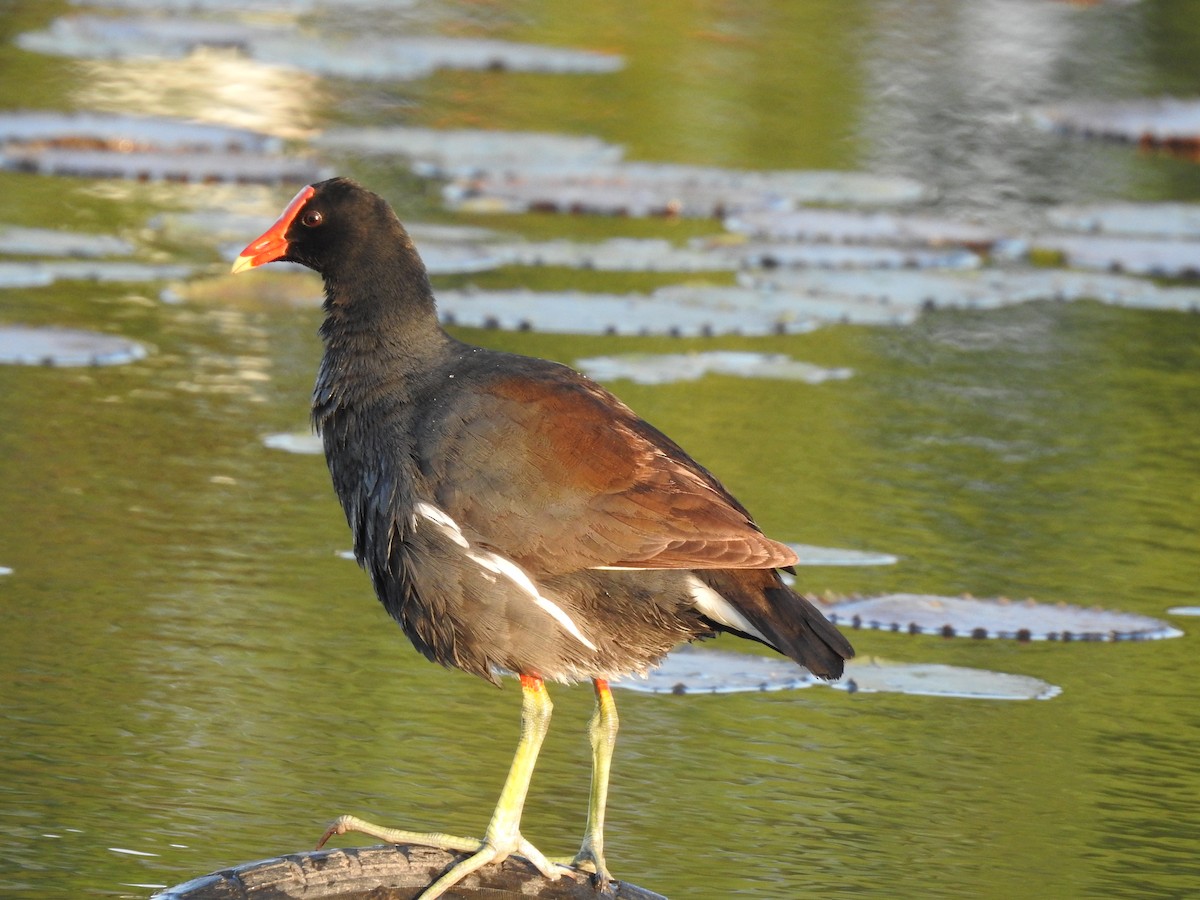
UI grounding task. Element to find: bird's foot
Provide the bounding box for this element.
[420,833,563,899]
[570,843,615,892]
[317,815,566,900]
[315,813,480,853]
[549,841,614,893]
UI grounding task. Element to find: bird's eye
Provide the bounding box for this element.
[301,210,323,227]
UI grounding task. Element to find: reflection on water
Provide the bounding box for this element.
[860,0,1154,223]
[1,2,1199,899]
[74,51,321,140]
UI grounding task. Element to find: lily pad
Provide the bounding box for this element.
[484,237,977,273]
[20,16,623,80]
[0,111,318,185]
[575,351,852,385]
[255,35,624,80]
[1030,234,1200,278]
[711,240,981,271]
[0,110,279,152]
[0,325,147,366]
[435,282,925,336]
[0,265,55,289]
[1045,203,1200,239]
[1031,97,1200,151]
[0,226,134,258]
[748,268,1200,316]
[0,261,193,286]
[613,646,819,694]
[445,162,931,218]
[611,646,1060,700]
[831,657,1061,701]
[436,287,825,337]
[488,238,724,273]
[18,16,269,61]
[3,146,324,185]
[724,208,1006,251]
[822,593,1183,641]
[313,127,624,177]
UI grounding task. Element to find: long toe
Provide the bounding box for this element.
[315,814,482,854]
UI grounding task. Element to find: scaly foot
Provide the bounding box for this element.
[317,814,565,900]
[315,814,481,853]
[552,838,614,893]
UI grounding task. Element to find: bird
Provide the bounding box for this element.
[231,177,854,899]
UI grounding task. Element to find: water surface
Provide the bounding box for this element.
[1,2,1199,898]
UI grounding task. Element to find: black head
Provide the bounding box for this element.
[231,177,418,280]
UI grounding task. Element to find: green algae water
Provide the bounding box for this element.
[2,2,1200,898]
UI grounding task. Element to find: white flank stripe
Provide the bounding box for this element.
[468,550,598,651]
[414,501,470,548]
[687,575,770,643]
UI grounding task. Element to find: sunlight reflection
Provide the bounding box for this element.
[73,48,320,140]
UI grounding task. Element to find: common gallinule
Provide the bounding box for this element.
[232,177,853,899]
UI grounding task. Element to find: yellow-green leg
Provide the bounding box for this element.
[316,674,564,900]
[572,677,618,888]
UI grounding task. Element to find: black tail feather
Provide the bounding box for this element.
[759,585,854,679]
[695,570,854,679]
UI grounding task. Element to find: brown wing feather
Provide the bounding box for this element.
[429,367,797,575]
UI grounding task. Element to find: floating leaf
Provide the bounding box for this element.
[611,646,1060,700]
[1032,97,1200,154]
[436,287,817,336]
[488,238,723,273]
[831,657,1061,701]
[0,111,319,184]
[0,261,192,286]
[613,646,818,694]
[483,236,977,273]
[0,265,55,289]
[1045,203,1200,239]
[575,351,852,385]
[748,268,1200,316]
[255,35,624,80]
[313,127,624,176]
[1031,234,1200,278]
[18,15,270,61]
[20,16,623,80]
[0,110,278,152]
[724,208,1006,251]
[0,325,147,367]
[445,162,931,218]
[822,593,1183,641]
[3,146,324,185]
[712,240,981,271]
[0,226,135,258]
